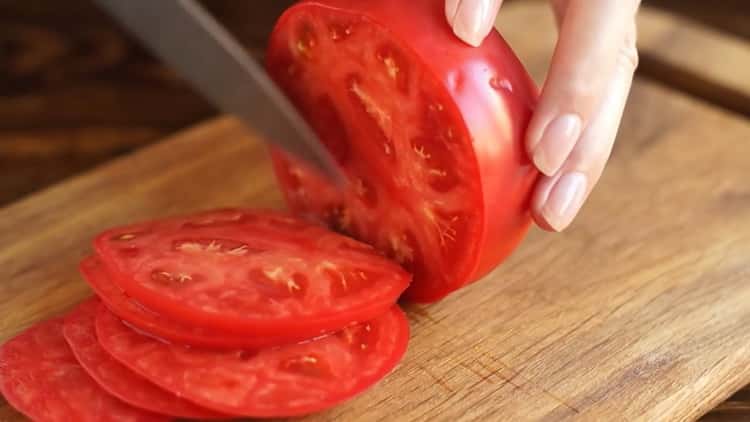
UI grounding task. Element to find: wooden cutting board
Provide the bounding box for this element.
[2,5,750,422]
[0,80,748,422]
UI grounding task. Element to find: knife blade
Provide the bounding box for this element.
[94,0,343,183]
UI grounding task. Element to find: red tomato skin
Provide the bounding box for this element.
[0,314,168,422]
[62,298,229,419]
[271,0,539,301]
[96,303,411,418]
[80,256,311,350]
[93,209,411,337]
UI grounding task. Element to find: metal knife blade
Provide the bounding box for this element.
[94,0,343,183]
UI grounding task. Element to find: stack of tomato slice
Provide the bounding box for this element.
[1,0,539,419]
[1,210,411,420]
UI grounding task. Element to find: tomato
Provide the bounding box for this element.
[93,209,410,337]
[266,0,539,302]
[80,256,310,349]
[63,298,229,419]
[0,313,167,422]
[96,303,409,418]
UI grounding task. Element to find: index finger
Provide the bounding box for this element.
[526,0,640,175]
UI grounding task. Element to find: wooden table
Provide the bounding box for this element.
[1,1,749,420]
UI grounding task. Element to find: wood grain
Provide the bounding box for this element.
[637,7,750,116]
[499,2,750,116]
[498,5,750,418]
[0,0,293,205]
[1,0,746,206]
[645,0,750,40]
[1,76,750,420]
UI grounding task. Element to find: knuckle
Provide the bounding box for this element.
[618,44,639,71]
[560,76,598,104]
[566,136,615,175]
[566,147,590,170]
[573,149,613,184]
[618,26,639,71]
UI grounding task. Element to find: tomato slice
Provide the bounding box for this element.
[93,209,410,337]
[266,0,539,302]
[62,298,230,419]
[80,256,311,349]
[0,313,167,422]
[96,302,409,417]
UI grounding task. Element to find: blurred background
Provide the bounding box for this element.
[0,0,747,207]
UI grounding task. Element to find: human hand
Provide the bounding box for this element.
[446,0,640,231]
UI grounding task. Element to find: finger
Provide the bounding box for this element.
[532,22,638,232]
[550,0,567,27]
[445,0,504,47]
[526,0,640,177]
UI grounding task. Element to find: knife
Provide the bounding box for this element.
[94,0,343,183]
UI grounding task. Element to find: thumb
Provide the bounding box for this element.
[446,0,504,47]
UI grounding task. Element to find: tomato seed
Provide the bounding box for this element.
[280,355,332,378]
[387,233,415,265]
[328,22,353,42]
[150,270,196,285]
[249,268,307,299]
[337,324,377,355]
[346,74,396,161]
[325,267,372,298]
[295,21,317,59]
[349,79,391,132]
[172,238,259,256]
[353,178,378,208]
[410,140,431,160]
[375,42,410,94]
[323,204,351,233]
[111,232,141,241]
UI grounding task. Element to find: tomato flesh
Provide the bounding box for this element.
[93,209,410,337]
[95,303,409,417]
[267,0,539,302]
[0,314,167,422]
[80,256,311,349]
[63,299,228,419]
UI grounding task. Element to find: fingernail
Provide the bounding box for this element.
[531,114,581,176]
[446,0,461,24]
[542,172,587,231]
[451,0,493,47]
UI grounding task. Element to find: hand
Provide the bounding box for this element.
[446,0,640,232]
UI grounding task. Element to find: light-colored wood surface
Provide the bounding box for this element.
[2,2,750,421]
[645,0,750,40]
[503,5,750,420]
[638,7,750,96]
[500,4,750,420]
[1,76,750,421]
[498,2,750,115]
[637,6,750,116]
